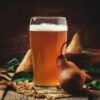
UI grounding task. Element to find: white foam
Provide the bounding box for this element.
[30,23,68,31]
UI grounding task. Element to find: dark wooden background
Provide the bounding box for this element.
[0,0,100,65]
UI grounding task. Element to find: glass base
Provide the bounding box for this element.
[34,85,61,91]
[34,85,60,87]
[33,81,60,87]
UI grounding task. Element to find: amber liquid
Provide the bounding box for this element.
[29,31,67,86]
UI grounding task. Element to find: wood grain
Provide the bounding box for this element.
[0,90,89,100]
[0,89,100,100]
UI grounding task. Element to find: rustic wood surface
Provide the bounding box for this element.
[0,90,88,100]
[0,89,99,100]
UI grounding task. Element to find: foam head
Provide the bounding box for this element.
[30,23,68,31]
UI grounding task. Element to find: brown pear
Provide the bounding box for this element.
[16,49,33,73]
[66,33,83,53]
[57,55,92,94]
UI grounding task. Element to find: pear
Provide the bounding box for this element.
[16,49,33,73]
[57,55,92,94]
[66,33,83,53]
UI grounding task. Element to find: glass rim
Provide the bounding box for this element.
[30,16,66,20]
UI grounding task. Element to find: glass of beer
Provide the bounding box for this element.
[29,17,68,86]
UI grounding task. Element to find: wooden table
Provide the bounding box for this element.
[0,90,100,100]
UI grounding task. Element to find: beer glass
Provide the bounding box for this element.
[29,17,68,86]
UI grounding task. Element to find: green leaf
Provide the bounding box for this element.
[2,56,24,70]
[12,78,33,82]
[88,80,100,90]
[81,50,92,54]
[12,71,33,82]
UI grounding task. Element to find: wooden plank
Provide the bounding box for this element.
[88,89,100,100]
[56,97,88,100]
[0,90,88,100]
[92,96,100,100]
[89,95,100,100]
[0,90,34,100]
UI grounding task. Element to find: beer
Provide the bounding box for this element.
[29,23,67,86]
